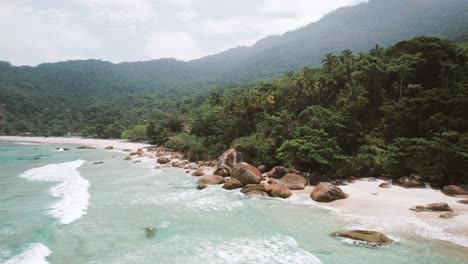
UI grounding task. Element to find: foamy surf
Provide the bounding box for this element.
[4,243,51,264]
[20,160,88,225]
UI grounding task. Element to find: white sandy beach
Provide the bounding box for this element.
[294,181,468,247]
[0,136,149,151]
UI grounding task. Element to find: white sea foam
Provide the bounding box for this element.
[190,235,322,264]
[4,243,51,264]
[20,160,88,225]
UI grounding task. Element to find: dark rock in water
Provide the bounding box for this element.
[231,162,262,185]
[77,146,96,150]
[105,146,114,150]
[279,173,307,190]
[378,183,391,188]
[222,178,243,190]
[144,227,157,238]
[93,161,104,165]
[124,156,132,161]
[442,185,466,196]
[197,183,208,190]
[133,160,142,164]
[458,200,468,205]
[410,202,452,212]
[310,182,349,202]
[394,174,425,188]
[191,169,205,176]
[331,230,393,246]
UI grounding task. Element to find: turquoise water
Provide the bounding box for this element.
[1,141,467,264]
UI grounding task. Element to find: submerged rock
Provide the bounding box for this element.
[144,227,157,238]
[197,175,225,185]
[439,212,458,219]
[192,169,205,176]
[442,185,466,196]
[410,202,452,212]
[123,156,132,161]
[222,178,243,190]
[92,161,104,165]
[105,146,114,150]
[331,230,393,246]
[231,162,262,185]
[279,173,307,190]
[77,146,96,150]
[310,182,349,202]
[240,184,268,196]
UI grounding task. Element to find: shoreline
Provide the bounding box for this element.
[2,136,467,248]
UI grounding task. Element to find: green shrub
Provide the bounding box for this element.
[165,133,208,161]
[231,134,275,165]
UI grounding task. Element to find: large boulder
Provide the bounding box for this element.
[231,162,262,185]
[157,157,170,164]
[191,170,205,177]
[240,184,268,196]
[394,175,425,188]
[197,175,225,185]
[442,185,466,196]
[410,202,452,212]
[279,173,307,190]
[331,230,393,246]
[222,178,243,190]
[218,148,240,168]
[257,165,267,173]
[310,182,349,202]
[264,184,292,199]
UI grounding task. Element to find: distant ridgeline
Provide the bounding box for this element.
[0,0,467,138]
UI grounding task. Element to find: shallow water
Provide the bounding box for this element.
[1,141,467,264]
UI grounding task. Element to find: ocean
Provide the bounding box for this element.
[0,140,466,264]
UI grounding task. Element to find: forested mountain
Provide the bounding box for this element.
[1,0,467,136]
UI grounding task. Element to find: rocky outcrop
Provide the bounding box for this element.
[394,175,425,188]
[264,184,292,198]
[410,203,452,212]
[218,148,240,168]
[240,184,268,196]
[442,185,466,196]
[192,170,205,176]
[310,182,349,202]
[266,166,290,179]
[378,183,391,188]
[231,162,262,185]
[279,173,307,190]
[157,157,170,164]
[222,178,243,190]
[257,165,267,173]
[331,230,393,246]
[214,165,231,177]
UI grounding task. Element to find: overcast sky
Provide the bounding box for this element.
[1,0,367,66]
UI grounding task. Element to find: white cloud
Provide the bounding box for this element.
[144,32,205,61]
[0,2,101,65]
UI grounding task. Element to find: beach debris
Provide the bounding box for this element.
[410,202,452,212]
[442,185,467,196]
[231,162,262,185]
[331,230,393,247]
[191,169,205,177]
[222,178,243,190]
[378,183,391,188]
[92,161,104,165]
[144,227,157,238]
[105,146,114,150]
[310,182,349,203]
[279,173,307,190]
